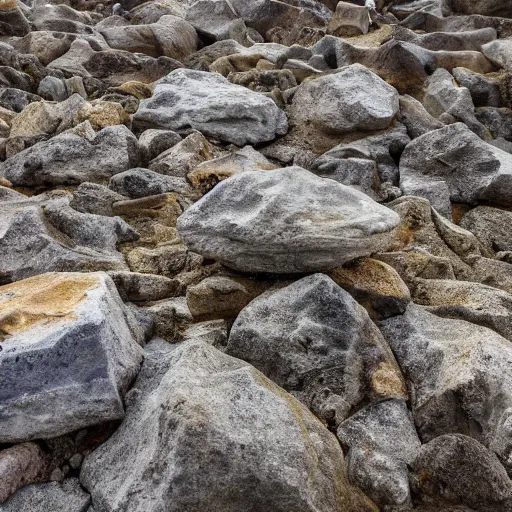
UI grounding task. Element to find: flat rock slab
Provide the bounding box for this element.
[132,68,288,146]
[0,272,144,443]
[177,166,400,273]
[80,338,374,512]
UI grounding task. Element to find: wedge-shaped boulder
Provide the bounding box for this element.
[0,125,140,186]
[177,167,400,273]
[379,304,512,473]
[226,274,405,426]
[0,272,144,443]
[80,338,375,512]
[399,123,512,206]
[133,68,288,146]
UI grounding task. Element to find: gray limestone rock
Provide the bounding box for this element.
[0,125,140,186]
[133,68,288,145]
[178,167,400,273]
[226,274,405,426]
[0,478,90,512]
[0,272,144,442]
[338,399,421,510]
[80,338,374,512]
[379,304,512,473]
[399,123,512,206]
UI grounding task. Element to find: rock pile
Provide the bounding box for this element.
[2,0,512,511]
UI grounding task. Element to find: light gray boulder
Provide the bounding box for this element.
[226,274,406,426]
[108,168,189,198]
[379,304,512,473]
[399,123,512,206]
[337,399,421,510]
[0,478,90,512]
[290,63,399,135]
[0,125,140,186]
[0,272,144,443]
[132,68,288,146]
[410,434,512,511]
[0,192,128,283]
[442,0,512,18]
[177,167,401,273]
[482,39,512,69]
[70,183,126,217]
[138,128,181,161]
[80,338,374,512]
[398,94,445,139]
[422,68,489,138]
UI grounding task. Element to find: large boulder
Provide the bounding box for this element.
[226,274,405,426]
[290,63,399,136]
[80,338,375,512]
[0,192,129,284]
[177,167,400,273]
[132,68,288,146]
[379,304,512,473]
[399,123,512,206]
[0,125,140,186]
[442,0,512,18]
[0,272,144,443]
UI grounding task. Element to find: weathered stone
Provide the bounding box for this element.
[0,443,49,503]
[138,128,181,162]
[338,399,421,510]
[178,167,400,273]
[410,434,512,511]
[133,68,288,146]
[399,123,512,206]
[80,338,375,512]
[75,101,129,131]
[126,244,189,277]
[227,274,405,426]
[328,258,411,320]
[442,0,512,18]
[109,168,189,198]
[398,94,445,139]
[108,271,177,302]
[70,183,126,217]
[290,64,399,136]
[0,125,140,186]
[0,272,144,442]
[0,478,91,512]
[379,304,512,473]
[327,2,370,37]
[452,67,503,108]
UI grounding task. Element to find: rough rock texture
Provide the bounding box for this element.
[80,338,375,512]
[0,272,144,442]
[178,167,400,273]
[226,274,405,426]
[133,68,288,145]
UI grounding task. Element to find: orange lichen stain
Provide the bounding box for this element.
[371,361,408,398]
[0,273,99,339]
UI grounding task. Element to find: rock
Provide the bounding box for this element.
[70,182,126,217]
[226,274,405,426]
[0,4,30,37]
[138,128,181,161]
[142,296,193,340]
[327,2,370,37]
[0,443,49,503]
[379,304,512,472]
[410,434,512,511]
[0,125,140,186]
[133,68,288,146]
[460,206,512,253]
[469,256,512,295]
[413,278,512,342]
[98,16,198,60]
[108,168,189,198]
[178,167,401,273]
[0,272,144,442]
[0,478,91,512]
[75,101,129,131]
[148,131,219,177]
[337,399,421,510]
[186,275,267,321]
[37,76,68,102]
[481,39,512,69]
[442,0,512,18]
[328,258,411,320]
[290,63,399,136]
[187,145,278,193]
[126,243,189,277]
[0,192,129,283]
[0,88,41,113]
[399,123,512,206]
[80,338,375,512]
[475,108,512,142]
[422,68,489,138]
[108,270,177,302]
[452,68,503,108]
[398,94,445,139]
